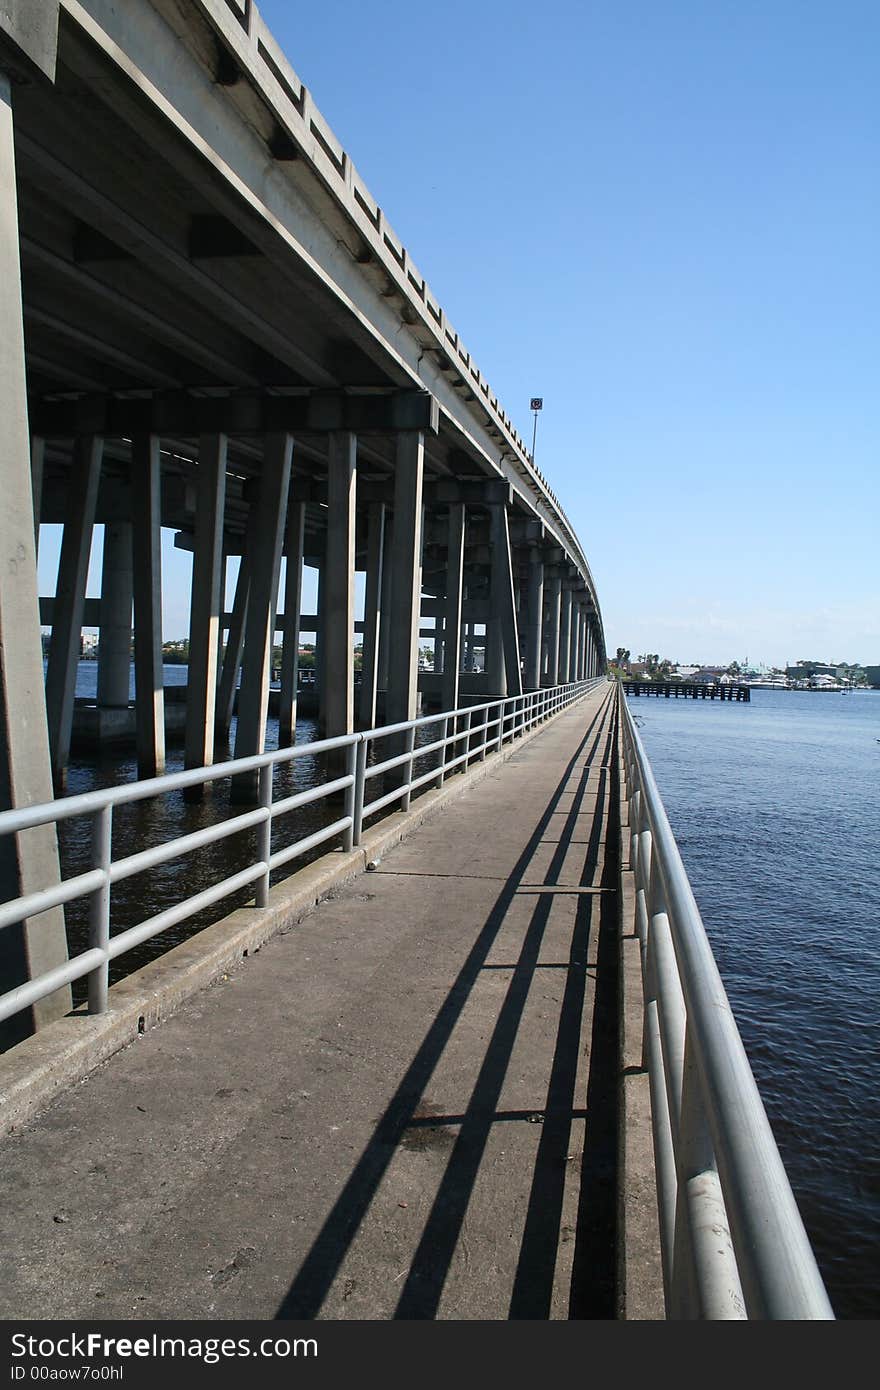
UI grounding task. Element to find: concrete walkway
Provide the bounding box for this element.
[0,684,655,1320]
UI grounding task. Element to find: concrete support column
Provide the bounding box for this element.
[321,432,356,740]
[543,570,561,686]
[559,586,572,685]
[131,434,165,779]
[376,518,393,703]
[441,503,465,713]
[31,436,44,554]
[97,520,133,708]
[45,434,103,789]
[184,434,227,786]
[489,504,522,698]
[386,431,424,726]
[278,499,305,744]
[569,601,581,683]
[358,501,385,729]
[233,433,292,784]
[524,548,544,690]
[216,547,250,743]
[0,73,70,1041]
[572,605,582,680]
[580,611,588,680]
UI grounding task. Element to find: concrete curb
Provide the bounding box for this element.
[0,698,596,1138]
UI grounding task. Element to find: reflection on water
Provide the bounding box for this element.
[56,665,452,1003]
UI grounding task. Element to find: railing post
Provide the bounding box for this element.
[496,700,504,754]
[436,716,449,788]
[462,709,472,767]
[352,737,368,846]
[255,762,273,907]
[87,805,112,1015]
[342,739,357,852]
[670,1030,746,1319]
[401,725,416,810]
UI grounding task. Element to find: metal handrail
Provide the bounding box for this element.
[618,688,834,1319]
[0,679,604,1028]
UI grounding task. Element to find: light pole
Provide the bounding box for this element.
[530,397,542,464]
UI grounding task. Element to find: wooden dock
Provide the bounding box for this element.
[621,680,750,702]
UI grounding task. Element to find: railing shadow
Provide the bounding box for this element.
[275,687,617,1319]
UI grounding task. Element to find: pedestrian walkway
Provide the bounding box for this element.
[0,683,651,1320]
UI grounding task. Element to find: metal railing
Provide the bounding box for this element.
[619,689,834,1319]
[0,679,603,1031]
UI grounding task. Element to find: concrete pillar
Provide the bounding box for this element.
[0,73,70,1042]
[559,586,572,685]
[524,548,544,690]
[441,503,465,713]
[278,499,305,744]
[572,604,582,680]
[489,504,522,698]
[31,435,44,554]
[386,431,424,726]
[131,434,165,779]
[216,548,249,742]
[233,433,292,785]
[96,521,133,708]
[184,434,227,787]
[569,600,580,683]
[543,570,561,686]
[358,501,385,729]
[314,560,326,708]
[321,432,356,740]
[376,518,393,704]
[45,434,102,789]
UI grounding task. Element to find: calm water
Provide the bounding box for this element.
[629,687,880,1320]
[55,662,445,1001]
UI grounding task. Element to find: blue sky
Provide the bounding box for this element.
[40,0,879,668]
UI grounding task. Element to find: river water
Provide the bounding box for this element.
[629,687,880,1320]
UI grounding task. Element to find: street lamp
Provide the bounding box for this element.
[530,397,543,463]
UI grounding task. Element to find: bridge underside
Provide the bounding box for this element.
[0,0,605,1034]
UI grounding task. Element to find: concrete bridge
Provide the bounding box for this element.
[0,0,604,1041]
[0,3,833,1321]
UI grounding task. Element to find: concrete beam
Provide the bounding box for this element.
[426,479,512,508]
[0,1,59,82]
[31,389,440,439]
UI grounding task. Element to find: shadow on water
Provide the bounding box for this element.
[274,693,619,1320]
